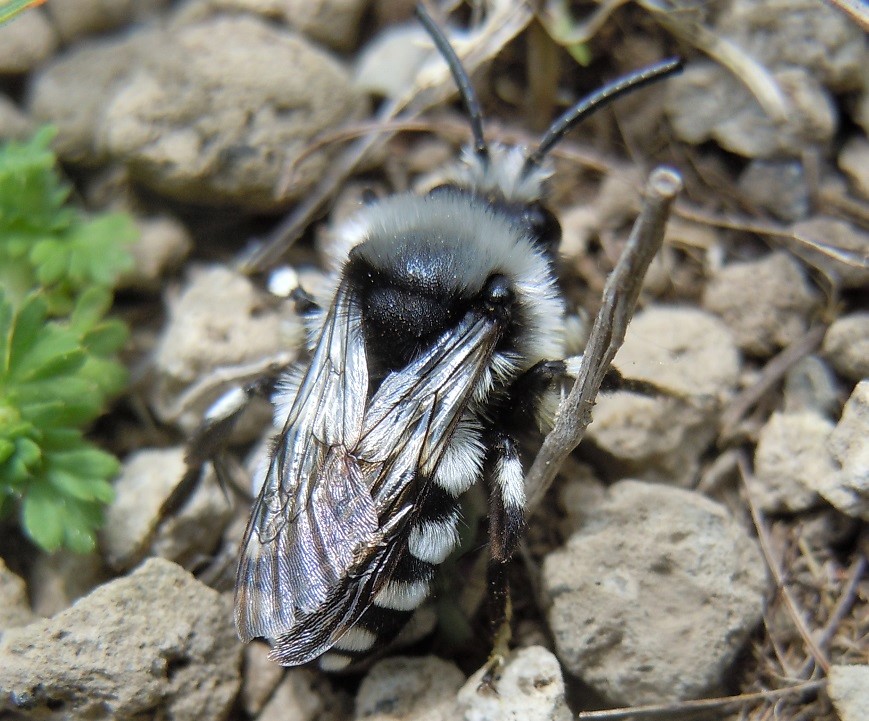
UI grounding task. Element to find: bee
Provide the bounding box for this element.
[216,5,682,672]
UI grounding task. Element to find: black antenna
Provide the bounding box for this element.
[523,57,683,174]
[416,3,488,160]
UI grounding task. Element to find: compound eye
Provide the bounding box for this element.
[523,202,561,253]
[483,274,513,311]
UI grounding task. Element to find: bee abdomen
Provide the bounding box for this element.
[317,484,465,671]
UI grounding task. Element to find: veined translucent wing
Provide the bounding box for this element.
[235,277,500,665]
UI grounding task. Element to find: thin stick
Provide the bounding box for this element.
[797,554,866,679]
[575,679,825,720]
[525,166,682,512]
[718,324,827,441]
[737,454,832,675]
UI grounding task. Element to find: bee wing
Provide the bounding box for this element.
[235,281,377,643]
[268,313,501,665]
[236,271,500,663]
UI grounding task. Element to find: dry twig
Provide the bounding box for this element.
[718,324,827,442]
[575,679,825,719]
[526,166,682,512]
[738,455,832,675]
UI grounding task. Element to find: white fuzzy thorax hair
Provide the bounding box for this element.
[439,143,554,204]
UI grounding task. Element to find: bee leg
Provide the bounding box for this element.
[289,286,326,353]
[180,372,283,511]
[479,434,525,692]
[506,359,567,421]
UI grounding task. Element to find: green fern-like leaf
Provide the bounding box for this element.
[0,129,135,553]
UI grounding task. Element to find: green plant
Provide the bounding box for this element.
[0,128,135,552]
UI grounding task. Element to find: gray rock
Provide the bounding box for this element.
[0,560,34,631]
[752,411,835,513]
[813,381,869,521]
[828,664,869,721]
[259,668,350,721]
[718,0,866,92]
[543,480,767,705]
[101,15,368,210]
[737,159,810,222]
[355,24,432,98]
[0,8,58,75]
[0,96,33,141]
[703,252,819,357]
[100,446,188,570]
[790,216,869,289]
[354,656,464,721]
[666,63,836,158]
[823,313,869,382]
[42,0,136,42]
[0,558,241,721]
[782,355,841,418]
[665,0,863,158]
[241,641,285,716]
[152,265,303,432]
[118,214,193,292]
[457,647,572,721]
[281,0,370,51]
[585,306,740,485]
[27,29,157,165]
[839,136,869,199]
[27,549,109,617]
[101,446,234,572]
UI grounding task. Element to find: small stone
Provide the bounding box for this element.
[752,411,835,513]
[355,24,432,98]
[718,0,866,91]
[782,355,841,417]
[119,215,193,292]
[703,252,819,357]
[259,668,350,721]
[839,137,869,199]
[823,312,869,382]
[738,159,810,222]
[790,216,869,289]
[828,665,869,721]
[354,656,464,721]
[241,641,285,715]
[100,446,187,571]
[0,559,34,630]
[148,465,235,571]
[0,558,241,721]
[42,0,137,43]
[152,265,303,432]
[28,549,109,617]
[543,481,767,705]
[0,8,58,75]
[27,29,157,165]
[281,0,369,51]
[586,306,740,485]
[101,16,368,210]
[666,63,837,158]
[814,381,869,521]
[458,647,571,721]
[0,96,33,141]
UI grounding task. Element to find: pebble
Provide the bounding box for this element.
[0,558,241,721]
[703,251,819,357]
[457,647,572,721]
[543,480,767,705]
[585,306,740,485]
[101,16,368,210]
[752,411,834,513]
[823,313,869,382]
[354,656,465,721]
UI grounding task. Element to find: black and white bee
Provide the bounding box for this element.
[203,6,682,673]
